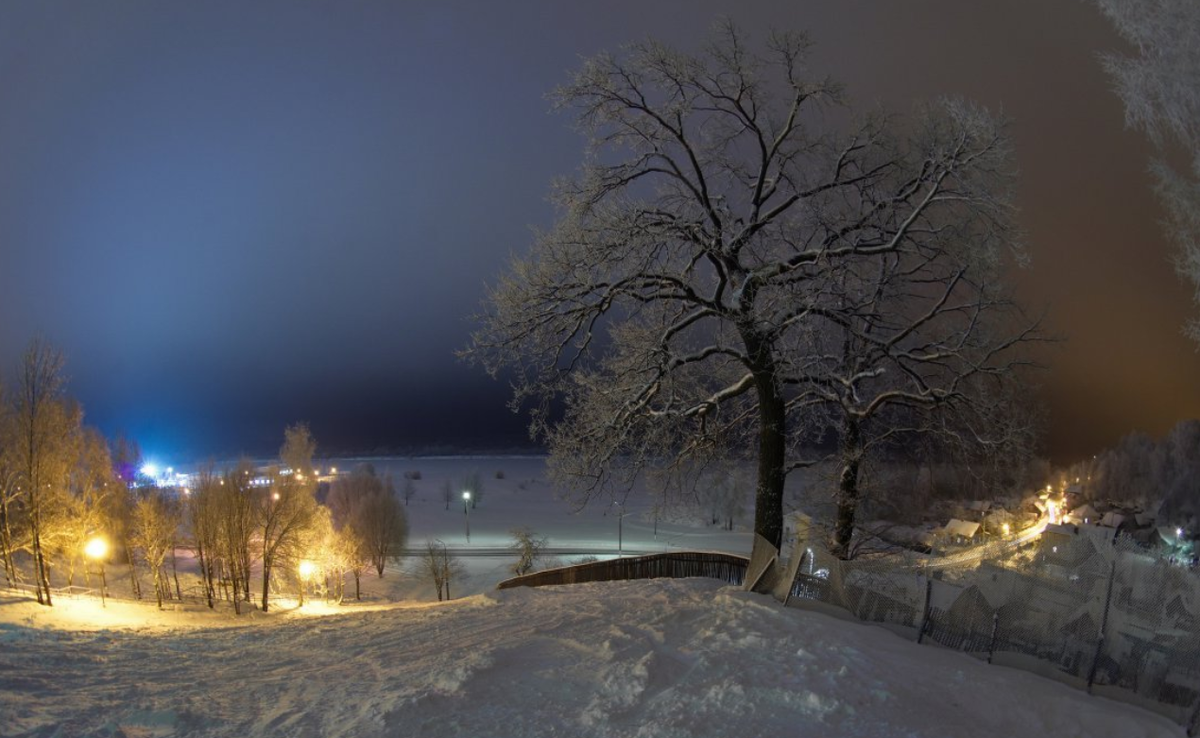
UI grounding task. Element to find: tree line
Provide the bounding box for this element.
[0,340,407,611]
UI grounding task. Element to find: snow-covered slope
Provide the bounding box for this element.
[0,579,1182,737]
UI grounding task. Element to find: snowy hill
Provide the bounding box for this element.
[0,579,1183,737]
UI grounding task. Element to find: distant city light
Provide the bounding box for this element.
[140,463,158,478]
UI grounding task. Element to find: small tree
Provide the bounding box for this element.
[509,527,548,576]
[440,480,452,511]
[258,424,320,613]
[401,477,416,506]
[420,538,463,601]
[131,491,181,610]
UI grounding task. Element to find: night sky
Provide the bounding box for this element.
[2,1,1197,465]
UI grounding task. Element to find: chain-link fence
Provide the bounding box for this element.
[783,527,1200,734]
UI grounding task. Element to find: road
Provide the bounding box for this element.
[920,516,1049,571]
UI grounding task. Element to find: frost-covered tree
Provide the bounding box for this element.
[327,465,408,579]
[509,526,548,575]
[131,490,181,610]
[218,461,257,614]
[7,341,77,605]
[1096,0,1200,340]
[188,465,223,609]
[420,538,463,601]
[259,424,320,612]
[468,22,1034,569]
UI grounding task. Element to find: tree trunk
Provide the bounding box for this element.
[31,500,52,606]
[831,415,863,560]
[261,554,273,612]
[354,570,361,600]
[0,502,16,586]
[126,542,142,600]
[171,547,182,600]
[741,324,787,563]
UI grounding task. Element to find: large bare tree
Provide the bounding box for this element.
[468,23,1032,569]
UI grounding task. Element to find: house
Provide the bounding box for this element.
[943,518,982,544]
[1067,503,1100,526]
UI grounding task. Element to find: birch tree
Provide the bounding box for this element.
[467,22,1033,569]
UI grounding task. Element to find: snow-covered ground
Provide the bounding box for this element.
[1,456,1185,736]
[0,579,1183,737]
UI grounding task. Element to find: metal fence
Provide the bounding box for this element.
[497,551,748,590]
[784,528,1200,734]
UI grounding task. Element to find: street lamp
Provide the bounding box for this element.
[613,500,625,555]
[298,559,316,606]
[84,536,109,607]
[462,491,471,544]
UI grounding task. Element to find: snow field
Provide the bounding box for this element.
[0,578,1184,737]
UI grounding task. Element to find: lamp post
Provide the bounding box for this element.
[84,536,108,607]
[298,559,316,606]
[463,491,472,544]
[613,501,625,555]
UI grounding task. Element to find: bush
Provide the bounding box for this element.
[404,470,422,481]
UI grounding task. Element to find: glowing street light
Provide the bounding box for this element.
[462,491,472,544]
[298,559,317,606]
[1002,523,1011,536]
[613,500,626,555]
[84,536,109,607]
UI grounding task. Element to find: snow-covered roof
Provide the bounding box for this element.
[1069,504,1099,522]
[943,519,981,538]
[1099,512,1126,529]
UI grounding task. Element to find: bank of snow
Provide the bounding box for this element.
[0,579,1183,737]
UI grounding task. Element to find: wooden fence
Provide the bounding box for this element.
[497,551,749,590]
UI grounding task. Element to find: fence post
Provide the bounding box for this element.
[1187,695,1200,737]
[987,611,999,664]
[917,578,933,645]
[1086,560,1118,694]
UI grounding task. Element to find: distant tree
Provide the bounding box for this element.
[420,538,463,601]
[218,461,258,614]
[1096,0,1200,340]
[401,477,416,507]
[440,480,453,511]
[467,22,1036,574]
[327,466,408,581]
[361,476,407,577]
[131,490,181,610]
[258,424,320,612]
[509,526,548,576]
[110,435,141,487]
[189,465,223,608]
